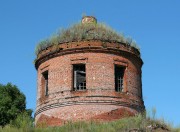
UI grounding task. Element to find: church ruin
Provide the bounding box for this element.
[34,16,145,126]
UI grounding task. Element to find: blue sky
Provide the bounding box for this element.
[0,0,180,127]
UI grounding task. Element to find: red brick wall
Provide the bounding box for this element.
[36,106,136,127]
[35,41,144,126]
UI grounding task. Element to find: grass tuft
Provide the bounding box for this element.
[35,23,140,56]
[1,110,179,132]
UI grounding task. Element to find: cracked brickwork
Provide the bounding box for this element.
[35,41,144,126]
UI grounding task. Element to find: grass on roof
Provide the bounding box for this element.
[35,23,140,56]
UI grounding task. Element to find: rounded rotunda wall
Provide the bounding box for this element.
[35,40,144,126]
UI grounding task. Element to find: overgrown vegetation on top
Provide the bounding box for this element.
[1,109,180,132]
[35,23,140,56]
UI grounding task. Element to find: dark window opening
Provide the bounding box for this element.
[73,64,86,91]
[115,65,125,92]
[42,71,48,96]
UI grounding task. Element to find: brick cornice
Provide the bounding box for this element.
[35,41,143,69]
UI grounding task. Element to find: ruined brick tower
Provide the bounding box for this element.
[34,16,145,126]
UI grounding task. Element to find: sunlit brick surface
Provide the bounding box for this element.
[35,41,144,126]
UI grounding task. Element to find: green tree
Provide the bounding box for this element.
[0,83,32,127]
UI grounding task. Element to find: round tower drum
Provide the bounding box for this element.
[34,16,145,126]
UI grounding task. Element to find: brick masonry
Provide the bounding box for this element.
[34,41,144,126]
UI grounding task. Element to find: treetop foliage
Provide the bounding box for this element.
[0,83,32,127]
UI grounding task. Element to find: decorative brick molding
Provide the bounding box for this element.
[35,40,144,126]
